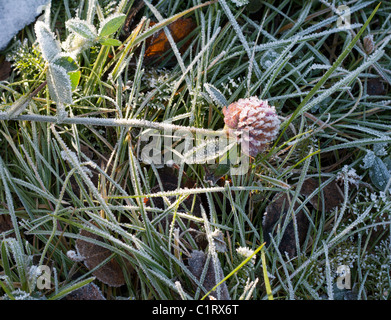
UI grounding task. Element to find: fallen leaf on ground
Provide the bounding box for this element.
[262,192,309,257]
[76,223,129,287]
[144,17,195,65]
[187,250,230,300]
[300,177,344,212]
[63,282,106,300]
[367,77,385,96]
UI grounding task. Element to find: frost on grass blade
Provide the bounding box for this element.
[6,95,31,119]
[98,13,126,37]
[66,18,97,40]
[34,21,61,62]
[46,64,73,105]
[204,83,228,107]
[230,0,249,7]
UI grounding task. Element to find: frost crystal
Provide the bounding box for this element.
[166,159,175,167]
[336,165,362,189]
[362,150,376,169]
[61,150,93,177]
[260,50,279,69]
[236,246,256,263]
[374,142,388,156]
[223,97,280,157]
[230,0,249,7]
[67,250,85,262]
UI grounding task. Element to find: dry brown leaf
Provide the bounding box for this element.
[76,224,128,287]
[187,250,231,300]
[262,192,309,257]
[300,178,344,212]
[363,34,374,55]
[0,59,11,81]
[144,17,196,65]
[0,214,14,238]
[63,282,106,300]
[367,78,385,96]
[122,0,145,37]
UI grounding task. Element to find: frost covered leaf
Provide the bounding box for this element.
[63,282,106,300]
[98,13,126,37]
[374,142,388,156]
[369,156,391,191]
[52,55,78,73]
[62,33,93,57]
[211,229,226,253]
[34,21,61,62]
[260,50,280,69]
[383,156,391,171]
[362,150,376,169]
[66,18,97,40]
[187,250,230,300]
[75,226,127,287]
[204,83,228,107]
[46,64,73,105]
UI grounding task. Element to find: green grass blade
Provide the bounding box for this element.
[261,247,273,300]
[272,2,382,150]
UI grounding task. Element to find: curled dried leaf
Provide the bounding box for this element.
[144,17,196,65]
[363,34,374,54]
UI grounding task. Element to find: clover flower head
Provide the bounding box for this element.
[223,97,280,157]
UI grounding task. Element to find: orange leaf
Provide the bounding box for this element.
[144,17,195,64]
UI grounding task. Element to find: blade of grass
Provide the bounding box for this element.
[261,247,273,300]
[201,242,265,300]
